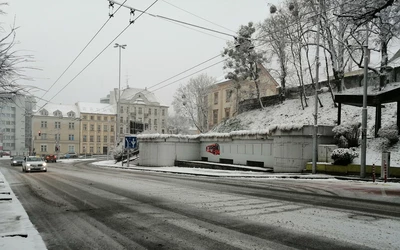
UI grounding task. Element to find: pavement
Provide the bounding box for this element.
[1,157,398,250]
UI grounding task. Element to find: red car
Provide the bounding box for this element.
[45,154,57,163]
[206,143,220,155]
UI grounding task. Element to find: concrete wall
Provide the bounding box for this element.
[138,137,200,167]
[200,136,274,167]
[270,126,336,172]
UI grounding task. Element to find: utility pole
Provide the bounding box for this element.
[361,24,369,178]
[114,43,127,144]
[312,0,321,174]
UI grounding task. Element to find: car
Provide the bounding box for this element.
[45,154,57,163]
[11,156,25,166]
[22,156,47,172]
[64,153,78,159]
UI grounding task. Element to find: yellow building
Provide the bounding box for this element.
[76,102,116,155]
[207,64,280,129]
[32,104,80,156]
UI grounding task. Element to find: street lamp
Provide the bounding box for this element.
[114,43,127,144]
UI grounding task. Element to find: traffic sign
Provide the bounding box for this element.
[125,136,137,149]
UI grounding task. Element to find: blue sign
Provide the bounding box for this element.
[125,136,137,149]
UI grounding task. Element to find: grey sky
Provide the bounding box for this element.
[5,0,279,110]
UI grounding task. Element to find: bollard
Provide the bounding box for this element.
[372,164,375,183]
[384,160,387,183]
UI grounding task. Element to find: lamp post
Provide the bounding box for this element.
[114,43,127,144]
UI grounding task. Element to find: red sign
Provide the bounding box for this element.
[206,143,220,155]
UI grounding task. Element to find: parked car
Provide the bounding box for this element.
[64,153,78,159]
[45,154,57,163]
[22,156,47,172]
[11,156,25,166]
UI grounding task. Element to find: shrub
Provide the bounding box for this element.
[332,122,361,148]
[378,127,399,145]
[331,148,359,165]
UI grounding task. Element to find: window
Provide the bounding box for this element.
[68,111,75,118]
[83,115,87,120]
[104,117,108,121]
[69,122,75,129]
[90,124,94,131]
[69,134,74,141]
[90,147,94,153]
[225,107,231,119]
[90,116,94,120]
[97,136,101,143]
[55,134,60,141]
[111,125,114,132]
[213,109,218,124]
[214,92,219,105]
[83,124,87,131]
[97,147,101,153]
[138,107,142,114]
[120,106,124,113]
[97,116,101,121]
[97,125,101,132]
[162,109,165,116]
[68,145,75,153]
[155,109,158,116]
[154,119,157,125]
[40,110,48,116]
[90,136,94,142]
[148,109,151,115]
[110,136,114,143]
[40,145,47,152]
[41,133,47,140]
[54,111,62,117]
[148,119,151,127]
[162,119,165,127]
[120,117,123,123]
[110,117,115,121]
[120,127,123,134]
[103,125,108,131]
[55,121,61,129]
[104,136,108,143]
[41,121,47,128]
[83,135,87,142]
[226,89,233,102]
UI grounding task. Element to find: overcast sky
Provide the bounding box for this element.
[4,0,280,111]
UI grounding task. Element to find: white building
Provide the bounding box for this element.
[102,87,169,135]
[0,93,36,155]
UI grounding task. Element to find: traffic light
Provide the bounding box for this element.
[38,130,41,136]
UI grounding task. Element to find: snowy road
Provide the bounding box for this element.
[2,160,400,250]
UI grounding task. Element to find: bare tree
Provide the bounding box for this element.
[172,73,215,133]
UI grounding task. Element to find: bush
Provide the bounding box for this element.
[332,122,361,148]
[378,127,399,145]
[331,148,359,165]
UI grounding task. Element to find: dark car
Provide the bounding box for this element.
[11,156,25,166]
[45,154,57,163]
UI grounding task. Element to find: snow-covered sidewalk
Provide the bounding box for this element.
[0,169,47,250]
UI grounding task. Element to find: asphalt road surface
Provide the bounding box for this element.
[2,160,400,250]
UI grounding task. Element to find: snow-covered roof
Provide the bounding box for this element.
[120,88,159,104]
[76,102,116,115]
[33,103,79,117]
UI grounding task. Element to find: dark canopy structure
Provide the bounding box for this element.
[334,85,400,137]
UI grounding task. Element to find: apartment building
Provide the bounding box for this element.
[32,104,79,156]
[76,102,116,155]
[102,87,169,135]
[0,93,35,155]
[207,64,280,129]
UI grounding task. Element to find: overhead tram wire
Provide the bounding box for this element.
[42,0,160,108]
[40,0,128,100]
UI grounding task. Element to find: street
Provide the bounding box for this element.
[1,160,400,250]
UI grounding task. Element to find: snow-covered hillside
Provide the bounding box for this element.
[212,83,400,167]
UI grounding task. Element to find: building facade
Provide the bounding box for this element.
[32,104,80,156]
[102,87,169,135]
[206,64,280,129]
[0,93,35,155]
[76,102,116,155]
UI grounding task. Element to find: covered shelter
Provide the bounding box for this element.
[334,84,400,137]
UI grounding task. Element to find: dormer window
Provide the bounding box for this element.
[40,109,49,116]
[67,111,75,118]
[53,110,62,117]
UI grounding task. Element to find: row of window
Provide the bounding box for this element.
[119,117,165,126]
[212,108,231,125]
[83,124,114,132]
[40,145,75,153]
[2,135,15,140]
[2,143,15,147]
[81,145,104,154]
[213,89,233,105]
[82,135,114,143]
[81,115,115,121]
[38,133,77,141]
[121,106,166,116]
[40,109,76,118]
[2,128,15,132]
[0,121,16,125]
[0,113,15,118]
[41,121,75,129]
